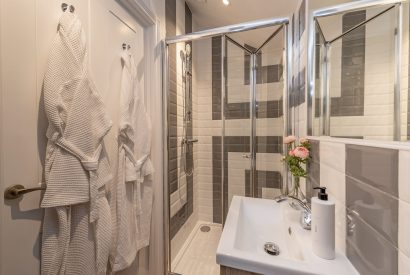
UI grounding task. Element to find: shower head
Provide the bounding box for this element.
[180,50,185,60]
[185,44,191,57]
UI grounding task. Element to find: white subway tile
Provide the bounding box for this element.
[399,200,410,259]
[399,150,410,204]
[320,141,345,174]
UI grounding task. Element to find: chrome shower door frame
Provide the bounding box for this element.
[307,0,405,139]
[162,17,290,275]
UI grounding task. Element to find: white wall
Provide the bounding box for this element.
[0,0,165,274]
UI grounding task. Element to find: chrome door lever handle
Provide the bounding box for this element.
[4,184,46,200]
[242,154,251,159]
[186,138,198,144]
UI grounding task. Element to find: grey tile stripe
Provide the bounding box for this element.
[331,10,366,117]
[345,144,399,275]
[298,0,306,40]
[168,1,194,240]
[166,0,178,196]
[314,11,366,118]
[290,67,305,108]
[244,170,282,198]
[306,140,320,203]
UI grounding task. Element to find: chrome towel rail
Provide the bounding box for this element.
[4,184,46,200]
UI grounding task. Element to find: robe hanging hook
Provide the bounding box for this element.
[122,43,131,50]
[61,3,75,13]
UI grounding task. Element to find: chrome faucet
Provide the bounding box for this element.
[274,195,312,230]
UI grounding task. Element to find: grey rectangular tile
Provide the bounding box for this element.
[331,10,365,117]
[346,175,398,247]
[306,140,320,202]
[347,210,398,275]
[212,36,222,120]
[346,145,398,197]
[298,0,306,39]
[212,136,222,223]
[246,170,282,198]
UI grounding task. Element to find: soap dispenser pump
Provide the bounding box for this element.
[311,187,335,260]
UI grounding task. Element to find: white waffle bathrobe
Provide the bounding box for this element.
[110,50,154,272]
[41,11,112,275]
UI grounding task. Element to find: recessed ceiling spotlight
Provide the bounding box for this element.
[222,0,230,6]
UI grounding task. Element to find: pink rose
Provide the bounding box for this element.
[294,146,309,159]
[299,137,309,144]
[283,135,296,144]
[289,149,295,156]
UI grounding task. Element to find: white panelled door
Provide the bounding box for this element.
[0,0,146,274]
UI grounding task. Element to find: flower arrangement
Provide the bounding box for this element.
[282,136,311,198]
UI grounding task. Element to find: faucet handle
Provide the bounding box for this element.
[300,209,312,230]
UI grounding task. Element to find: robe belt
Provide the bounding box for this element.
[55,136,103,223]
[135,154,149,176]
[119,142,143,216]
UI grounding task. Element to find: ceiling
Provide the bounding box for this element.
[186,0,299,48]
[186,0,300,30]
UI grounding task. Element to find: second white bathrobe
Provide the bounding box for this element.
[110,50,154,272]
[41,11,112,275]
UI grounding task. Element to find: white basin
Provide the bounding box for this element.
[216,196,359,275]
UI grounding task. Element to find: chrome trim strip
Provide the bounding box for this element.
[250,54,257,198]
[162,41,171,274]
[284,23,291,194]
[394,3,402,140]
[226,35,253,54]
[307,10,316,136]
[221,35,226,224]
[315,19,326,42]
[165,17,289,44]
[313,0,407,18]
[323,43,331,136]
[328,5,396,44]
[255,25,284,54]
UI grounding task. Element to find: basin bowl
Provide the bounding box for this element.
[216,196,358,275]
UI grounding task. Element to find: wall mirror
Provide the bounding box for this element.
[307,0,409,141]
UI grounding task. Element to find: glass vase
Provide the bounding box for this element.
[288,176,306,201]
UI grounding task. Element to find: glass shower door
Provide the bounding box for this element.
[222,36,254,220]
[254,26,286,199]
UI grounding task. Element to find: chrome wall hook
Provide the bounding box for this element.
[61,3,75,13]
[122,43,131,50]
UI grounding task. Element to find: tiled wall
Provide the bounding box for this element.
[292,0,308,141]
[191,30,286,225]
[214,35,285,223]
[307,139,410,275]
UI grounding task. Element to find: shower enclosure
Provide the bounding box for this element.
[163,17,291,275]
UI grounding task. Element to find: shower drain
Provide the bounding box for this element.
[200,225,211,232]
[264,242,280,256]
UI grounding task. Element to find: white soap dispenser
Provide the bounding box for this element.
[311,187,335,260]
